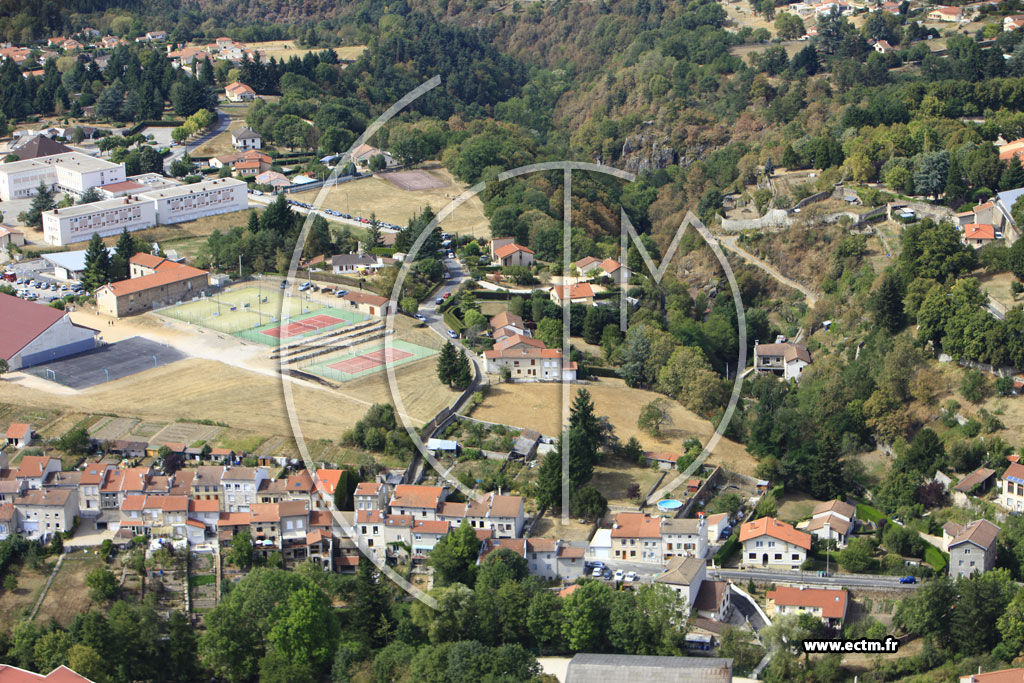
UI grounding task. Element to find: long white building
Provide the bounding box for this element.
[42,197,157,246]
[41,178,247,246]
[0,152,125,201]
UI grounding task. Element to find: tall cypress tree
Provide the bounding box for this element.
[436,341,458,386]
[452,349,472,389]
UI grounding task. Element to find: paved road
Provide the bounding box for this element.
[247,193,381,231]
[718,234,819,308]
[709,567,919,590]
[163,108,231,172]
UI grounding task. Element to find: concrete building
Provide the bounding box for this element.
[481,333,577,381]
[95,262,210,317]
[42,196,156,246]
[611,512,663,563]
[0,152,125,201]
[14,488,77,540]
[146,178,247,225]
[0,293,97,370]
[661,516,708,560]
[999,462,1024,512]
[943,519,1000,578]
[436,491,526,538]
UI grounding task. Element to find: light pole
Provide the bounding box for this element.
[825,522,831,577]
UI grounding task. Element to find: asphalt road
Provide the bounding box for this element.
[709,567,920,590]
[247,193,382,231]
[163,107,231,172]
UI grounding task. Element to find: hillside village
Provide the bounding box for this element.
[5,0,1024,681]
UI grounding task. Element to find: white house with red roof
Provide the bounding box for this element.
[389,484,445,519]
[550,282,595,305]
[611,512,664,562]
[766,586,849,627]
[436,491,525,538]
[739,516,812,568]
[0,294,98,371]
[481,333,577,381]
[963,223,997,248]
[493,243,535,267]
[14,456,60,490]
[4,424,32,449]
[353,481,387,511]
[224,82,256,102]
[801,500,857,547]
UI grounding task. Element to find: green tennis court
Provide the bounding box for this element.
[158,286,367,345]
[300,340,437,382]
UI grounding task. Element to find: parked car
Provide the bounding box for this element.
[591,566,603,578]
[614,569,625,582]
[442,292,451,299]
[899,576,917,584]
[447,329,458,339]
[280,281,287,289]
[624,571,637,583]
[414,314,426,321]
[435,298,444,305]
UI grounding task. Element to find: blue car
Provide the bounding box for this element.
[899,576,917,584]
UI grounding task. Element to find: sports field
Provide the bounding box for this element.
[301,340,437,382]
[158,286,367,345]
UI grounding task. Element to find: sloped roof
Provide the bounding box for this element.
[692,580,729,611]
[489,311,524,330]
[768,586,848,619]
[0,294,73,362]
[551,283,595,300]
[756,341,812,364]
[5,424,30,441]
[655,556,705,586]
[964,223,996,240]
[611,512,662,539]
[494,243,534,259]
[390,485,443,510]
[948,518,1000,551]
[739,516,811,549]
[812,500,856,520]
[954,467,996,493]
[565,654,732,683]
[99,263,207,297]
[11,135,71,160]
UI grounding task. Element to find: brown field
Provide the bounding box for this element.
[470,378,758,475]
[590,454,665,507]
[36,550,106,626]
[776,492,824,524]
[729,39,808,62]
[0,562,51,623]
[975,270,1021,312]
[291,164,489,237]
[246,41,366,62]
[529,513,595,542]
[982,396,1024,451]
[192,130,237,158]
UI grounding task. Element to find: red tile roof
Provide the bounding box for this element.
[611,512,662,538]
[354,481,383,496]
[5,424,30,441]
[767,586,848,619]
[964,223,996,240]
[551,283,595,301]
[494,243,534,259]
[740,517,811,550]
[0,664,94,682]
[390,485,443,510]
[0,294,73,362]
[15,456,53,479]
[129,252,165,269]
[316,469,343,495]
[100,180,145,193]
[100,263,208,297]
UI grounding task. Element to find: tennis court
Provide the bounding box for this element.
[301,340,437,382]
[261,313,349,340]
[157,285,367,345]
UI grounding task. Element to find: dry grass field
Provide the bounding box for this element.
[470,378,758,475]
[0,562,50,623]
[247,41,366,62]
[36,550,106,627]
[776,492,824,524]
[50,207,252,251]
[590,454,665,507]
[975,270,1021,311]
[192,130,237,158]
[291,164,489,237]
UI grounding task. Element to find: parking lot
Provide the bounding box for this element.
[4,258,84,305]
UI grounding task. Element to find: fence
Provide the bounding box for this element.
[720,209,791,232]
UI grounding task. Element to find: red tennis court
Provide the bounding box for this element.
[328,348,414,374]
[260,314,346,339]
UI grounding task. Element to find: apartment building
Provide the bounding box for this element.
[14,488,77,540]
[999,463,1024,512]
[389,485,445,519]
[43,195,156,246]
[0,152,125,201]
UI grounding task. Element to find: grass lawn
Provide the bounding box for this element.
[924,545,948,573]
[856,502,886,524]
[36,549,106,627]
[189,574,217,588]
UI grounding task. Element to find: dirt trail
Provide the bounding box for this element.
[719,235,819,307]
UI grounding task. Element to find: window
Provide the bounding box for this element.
[749,552,757,560]
[774,553,782,560]
[792,554,800,561]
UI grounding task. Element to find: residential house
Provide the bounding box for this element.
[953,467,996,507]
[766,586,849,628]
[231,126,262,150]
[872,39,895,53]
[928,6,965,21]
[1006,14,1024,30]
[999,462,1024,512]
[959,668,1024,683]
[739,516,812,568]
[224,82,256,102]
[436,491,526,538]
[76,463,112,517]
[0,480,26,507]
[411,519,450,557]
[389,484,445,519]
[190,466,225,508]
[655,556,707,610]
[572,255,603,276]
[188,498,220,530]
[587,527,612,561]
[353,481,387,511]
[803,500,857,548]
[481,333,577,381]
[0,664,96,682]
[556,544,587,580]
[573,256,631,284]
[661,516,709,560]
[488,237,516,259]
[692,580,733,621]
[511,428,542,460]
[479,537,575,581]
[350,143,394,168]
[611,512,663,563]
[15,456,61,490]
[331,253,379,274]
[705,512,730,542]
[277,500,311,564]
[489,311,529,341]
[493,243,535,267]
[254,171,290,189]
[4,424,31,449]
[14,488,77,540]
[943,519,1000,578]
[753,337,812,381]
[0,504,15,540]
[963,223,997,248]
[550,282,595,306]
[220,466,268,512]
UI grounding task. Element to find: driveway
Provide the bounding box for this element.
[164,107,231,171]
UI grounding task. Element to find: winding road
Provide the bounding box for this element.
[718,234,819,308]
[163,107,231,173]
